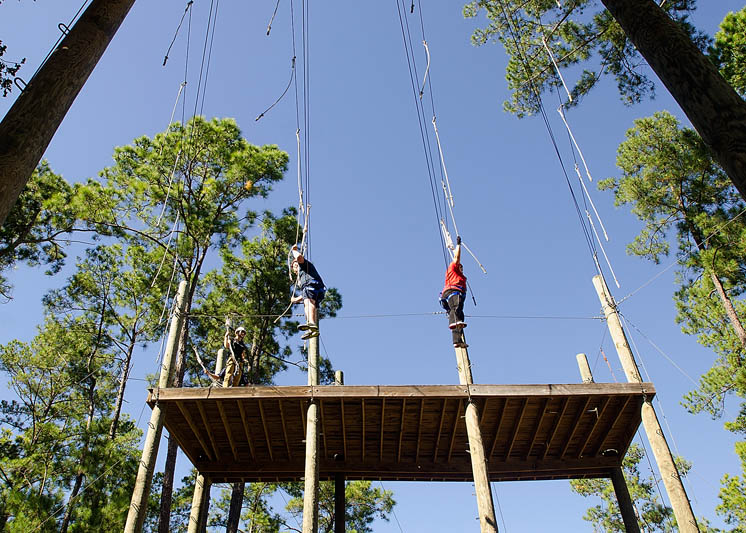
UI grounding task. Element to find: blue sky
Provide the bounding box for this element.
[1,1,744,531]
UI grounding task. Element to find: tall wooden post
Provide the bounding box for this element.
[187,473,210,533]
[215,348,225,374]
[333,370,345,533]
[593,275,699,532]
[0,0,136,225]
[576,353,640,533]
[124,280,188,533]
[454,344,498,533]
[303,327,321,533]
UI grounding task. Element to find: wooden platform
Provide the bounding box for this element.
[148,383,653,483]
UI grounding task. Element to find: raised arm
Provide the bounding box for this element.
[291,244,305,264]
[453,236,462,264]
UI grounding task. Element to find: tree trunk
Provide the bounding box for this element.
[157,273,202,532]
[687,221,746,355]
[226,482,245,533]
[60,291,109,533]
[709,271,746,354]
[226,332,262,532]
[600,0,746,201]
[157,320,191,533]
[0,0,136,226]
[59,377,97,533]
[109,341,136,439]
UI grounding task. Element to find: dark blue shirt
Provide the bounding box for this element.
[295,259,324,291]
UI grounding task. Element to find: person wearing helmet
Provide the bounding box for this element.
[222,325,249,387]
[440,236,468,348]
[290,244,326,340]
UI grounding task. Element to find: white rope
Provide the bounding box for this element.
[574,163,608,241]
[419,40,431,99]
[440,219,455,260]
[557,105,593,182]
[193,346,223,387]
[587,211,620,288]
[542,36,572,103]
[150,211,180,289]
[295,128,304,229]
[462,242,487,274]
[432,116,459,237]
[155,81,187,227]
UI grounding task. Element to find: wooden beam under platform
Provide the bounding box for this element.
[147,383,652,484]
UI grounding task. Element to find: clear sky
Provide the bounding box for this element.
[1,1,744,531]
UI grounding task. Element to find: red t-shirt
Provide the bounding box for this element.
[442,261,466,294]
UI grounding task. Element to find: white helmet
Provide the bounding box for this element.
[235,326,247,334]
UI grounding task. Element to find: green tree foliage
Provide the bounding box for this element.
[598,111,746,405]
[0,314,140,531]
[0,36,24,97]
[718,441,746,529]
[84,115,290,530]
[570,445,678,531]
[283,480,395,533]
[201,479,394,533]
[0,161,83,301]
[463,0,708,117]
[710,7,746,97]
[144,471,198,533]
[193,209,342,387]
[600,111,746,528]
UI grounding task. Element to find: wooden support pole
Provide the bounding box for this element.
[333,370,345,533]
[576,353,640,533]
[187,473,210,533]
[125,280,188,533]
[334,473,345,533]
[454,345,498,533]
[593,275,699,533]
[215,348,225,375]
[0,0,136,226]
[576,353,593,383]
[303,329,321,533]
[611,468,641,533]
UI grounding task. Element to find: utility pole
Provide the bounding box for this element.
[454,344,498,533]
[593,275,699,533]
[576,353,640,533]
[0,0,136,225]
[303,327,321,533]
[124,280,188,533]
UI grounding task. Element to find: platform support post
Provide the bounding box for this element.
[593,275,699,533]
[332,370,345,533]
[576,353,640,533]
[215,348,225,375]
[334,473,345,533]
[0,0,136,226]
[454,344,498,533]
[124,280,188,533]
[187,472,210,533]
[303,326,321,533]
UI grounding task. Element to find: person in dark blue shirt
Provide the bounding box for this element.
[290,244,325,340]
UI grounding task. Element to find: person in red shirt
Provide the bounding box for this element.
[440,236,468,348]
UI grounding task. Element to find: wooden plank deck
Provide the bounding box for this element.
[147,383,653,483]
